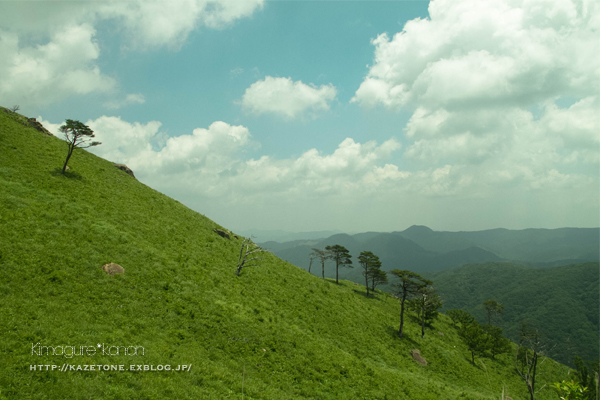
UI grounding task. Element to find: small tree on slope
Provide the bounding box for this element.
[390,269,431,338]
[236,238,269,276]
[370,268,388,293]
[311,248,330,280]
[358,251,380,297]
[408,285,442,338]
[515,322,551,400]
[59,119,100,174]
[325,244,352,284]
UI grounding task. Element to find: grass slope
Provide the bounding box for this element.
[425,262,600,366]
[0,109,568,399]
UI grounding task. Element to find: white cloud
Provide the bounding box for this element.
[241,76,337,118]
[85,116,163,163]
[539,96,600,163]
[352,0,599,110]
[403,96,600,167]
[0,1,265,50]
[42,112,595,202]
[104,94,146,110]
[229,137,401,198]
[349,0,599,217]
[198,1,265,30]
[0,0,264,107]
[97,0,264,50]
[128,121,252,177]
[0,2,95,36]
[38,115,163,163]
[45,115,402,201]
[0,24,115,107]
[38,113,598,230]
[400,97,599,202]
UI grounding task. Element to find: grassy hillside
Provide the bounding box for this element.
[0,108,569,399]
[425,262,600,367]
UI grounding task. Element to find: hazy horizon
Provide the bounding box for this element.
[239,225,600,244]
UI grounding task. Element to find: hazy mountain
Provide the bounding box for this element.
[266,225,599,277]
[273,231,504,280]
[259,239,322,253]
[397,226,599,264]
[394,225,478,253]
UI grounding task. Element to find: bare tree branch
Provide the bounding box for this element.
[514,322,552,400]
[535,383,547,394]
[236,237,269,276]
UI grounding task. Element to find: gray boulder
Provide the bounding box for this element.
[114,164,136,179]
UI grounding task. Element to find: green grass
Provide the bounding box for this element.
[0,108,570,399]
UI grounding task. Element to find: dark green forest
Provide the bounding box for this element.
[425,262,599,367]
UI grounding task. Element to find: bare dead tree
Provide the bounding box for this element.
[311,248,330,280]
[10,105,20,113]
[515,322,553,400]
[307,252,316,274]
[236,237,269,276]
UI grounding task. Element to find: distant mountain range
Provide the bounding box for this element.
[398,225,600,265]
[259,225,599,278]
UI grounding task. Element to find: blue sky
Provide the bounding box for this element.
[1,0,598,233]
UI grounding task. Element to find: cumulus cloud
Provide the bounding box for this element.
[38,115,164,162]
[226,137,402,199]
[41,115,403,201]
[85,116,163,163]
[97,0,264,50]
[352,0,599,110]
[0,1,264,49]
[350,0,599,210]
[539,96,600,163]
[241,76,337,118]
[0,24,115,107]
[401,96,599,201]
[127,121,252,178]
[0,0,264,107]
[38,112,597,230]
[403,96,599,166]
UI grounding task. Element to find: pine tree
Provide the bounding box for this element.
[59,119,100,174]
[390,269,431,338]
[325,245,352,284]
[408,286,442,338]
[358,251,380,297]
